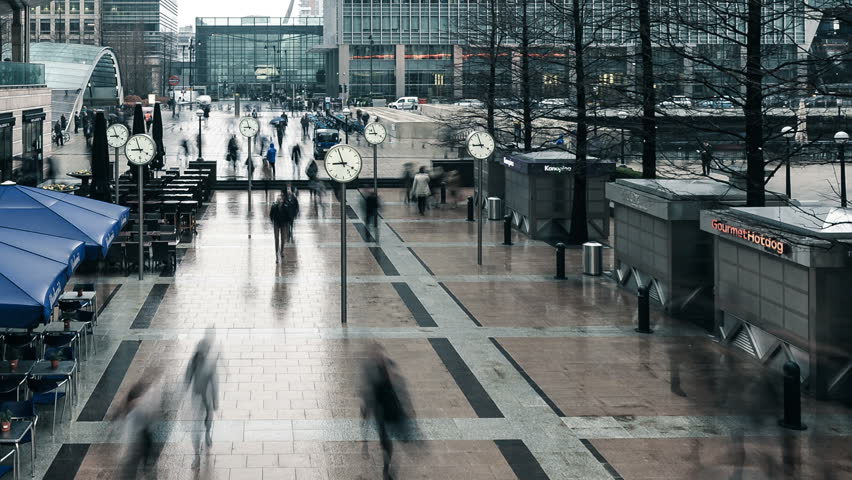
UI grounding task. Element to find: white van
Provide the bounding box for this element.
[389,97,419,110]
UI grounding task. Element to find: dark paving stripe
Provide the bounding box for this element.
[428,338,503,418]
[407,247,434,275]
[97,284,122,315]
[130,284,170,329]
[580,439,625,480]
[43,443,90,480]
[495,439,550,480]
[369,246,399,276]
[386,223,403,241]
[392,283,437,327]
[77,340,141,421]
[489,338,565,417]
[354,222,373,242]
[345,205,359,219]
[438,282,481,326]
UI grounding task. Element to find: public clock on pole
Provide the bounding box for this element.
[106,123,130,148]
[466,131,495,159]
[239,116,260,138]
[324,144,362,183]
[124,134,156,166]
[364,122,387,145]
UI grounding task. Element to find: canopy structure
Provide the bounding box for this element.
[0,230,85,328]
[0,183,129,258]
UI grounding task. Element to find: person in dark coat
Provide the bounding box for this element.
[361,343,415,480]
[53,121,63,146]
[60,114,67,131]
[700,142,712,176]
[284,187,299,242]
[363,191,381,242]
[276,121,286,150]
[291,143,302,178]
[269,191,290,262]
[300,114,309,138]
[74,112,80,134]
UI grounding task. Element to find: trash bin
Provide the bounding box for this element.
[487,197,503,220]
[582,241,603,276]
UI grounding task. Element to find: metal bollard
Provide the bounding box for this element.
[555,242,566,279]
[441,183,447,204]
[503,214,513,245]
[467,196,474,222]
[779,361,807,430]
[635,285,653,333]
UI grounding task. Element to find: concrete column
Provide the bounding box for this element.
[453,44,462,99]
[11,7,29,63]
[395,44,404,98]
[338,44,349,100]
[682,45,694,98]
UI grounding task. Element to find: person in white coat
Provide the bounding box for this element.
[410,167,431,215]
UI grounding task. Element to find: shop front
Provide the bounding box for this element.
[700,206,852,399]
[605,179,765,328]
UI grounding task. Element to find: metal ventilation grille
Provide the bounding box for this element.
[732,327,757,357]
[648,282,661,304]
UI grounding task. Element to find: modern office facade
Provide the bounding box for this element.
[195,17,325,100]
[322,0,821,103]
[28,0,100,45]
[101,0,177,95]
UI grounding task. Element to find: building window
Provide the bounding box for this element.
[84,0,94,14]
[40,20,50,34]
[0,117,14,182]
[70,19,80,34]
[84,21,95,34]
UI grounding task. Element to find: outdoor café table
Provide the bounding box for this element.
[0,361,35,378]
[0,420,33,479]
[36,322,89,363]
[58,291,97,321]
[30,360,77,409]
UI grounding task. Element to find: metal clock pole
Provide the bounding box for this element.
[341,181,347,324]
[478,155,484,266]
[373,143,378,193]
[114,147,120,204]
[138,164,144,280]
[247,136,253,212]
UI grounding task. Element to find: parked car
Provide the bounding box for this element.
[495,98,521,108]
[658,95,692,109]
[453,98,485,107]
[696,98,735,109]
[388,97,420,110]
[541,98,571,107]
[313,129,340,159]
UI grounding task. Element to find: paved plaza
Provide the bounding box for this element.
[16,172,850,480]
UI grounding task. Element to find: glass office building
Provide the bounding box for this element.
[321,0,814,103]
[195,17,325,100]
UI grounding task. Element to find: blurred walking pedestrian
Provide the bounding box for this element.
[53,121,64,146]
[411,167,431,215]
[401,163,414,204]
[227,135,239,167]
[700,142,712,176]
[270,191,289,262]
[74,111,80,134]
[120,379,160,479]
[363,190,381,242]
[266,142,277,179]
[45,156,56,184]
[446,169,461,207]
[301,114,309,138]
[185,332,219,465]
[284,187,299,242]
[361,343,415,480]
[291,143,302,179]
[60,114,67,131]
[276,119,286,150]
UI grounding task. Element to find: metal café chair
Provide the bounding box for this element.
[28,347,74,436]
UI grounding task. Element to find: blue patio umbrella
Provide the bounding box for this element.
[0,183,129,259]
[0,227,86,277]
[0,233,85,328]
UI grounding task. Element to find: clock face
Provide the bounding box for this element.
[364,122,387,145]
[106,123,130,148]
[124,134,156,166]
[323,144,362,183]
[467,131,495,159]
[239,117,260,138]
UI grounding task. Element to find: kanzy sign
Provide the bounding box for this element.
[711,219,788,255]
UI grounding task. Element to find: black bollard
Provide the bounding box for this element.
[441,183,447,204]
[503,214,513,245]
[635,285,653,333]
[467,196,474,222]
[555,243,566,279]
[779,361,807,430]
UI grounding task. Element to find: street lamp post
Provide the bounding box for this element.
[189,39,195,107]
[835,131,849,208]
[782,126,795,199]
[617,110,628,165]
[369,35,374,100]
[196,109,204,161]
